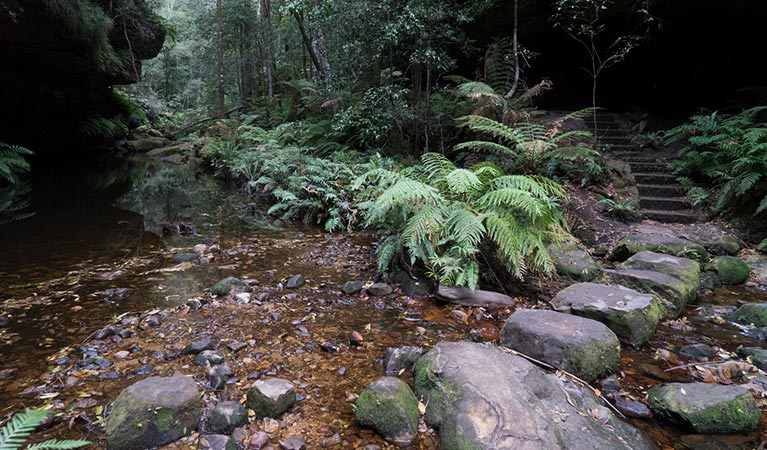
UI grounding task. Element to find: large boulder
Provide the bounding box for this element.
[105,375,201,450]
[436,286,515,308]
[551,282,662,346]
[548,243,602,281]
[619,251,701,289]
[500,310,620,382]
[414,341,655,450]
[610,233,708,263]
[354,377,419,445]
[603,269,695,319]
[710,256,750,285]
[648,383,761,433]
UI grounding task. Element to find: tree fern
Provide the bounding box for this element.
[0,410,88,450]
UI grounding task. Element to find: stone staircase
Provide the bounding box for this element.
[587,113,699,224]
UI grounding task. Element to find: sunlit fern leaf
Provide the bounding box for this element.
[25,440,91,450]
[445,168,483,197]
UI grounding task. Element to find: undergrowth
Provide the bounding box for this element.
[0,409,89,449]
[0,142,34,224]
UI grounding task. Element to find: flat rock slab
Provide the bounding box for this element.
[551,282,661,346]
[611,233,708,263]
[247,378,296,419]
[619,251,701,288]
[436,286,515,308]
[414,341,655,450]
[634,224,741,256]
[548,243,602,281]
[648,382,761,433]
[500,309,620,382]
[105,375,201,450]
[603,269,694,319]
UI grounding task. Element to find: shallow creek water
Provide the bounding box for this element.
[0,156,766,449]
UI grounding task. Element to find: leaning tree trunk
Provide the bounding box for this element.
[216,0,225,117]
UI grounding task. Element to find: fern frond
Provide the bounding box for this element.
[444,168,483,197]
[25,439,90,450]
[0,410,49,449]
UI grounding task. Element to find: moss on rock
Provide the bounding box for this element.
[711,256,750,285]
[354,377,419,445]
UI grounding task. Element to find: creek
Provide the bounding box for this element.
[0,154,765,449]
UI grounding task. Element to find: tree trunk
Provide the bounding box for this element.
[216,0,225,116]
[293,11,323,78]
[240,0,255,110]
[260,0,274,102]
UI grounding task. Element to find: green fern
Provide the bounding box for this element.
[0,410,88,450]
[597,198,639,222]
[360,152,569,289]
[455,113,605,184]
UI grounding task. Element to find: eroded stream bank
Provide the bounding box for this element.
[1,155,766,449]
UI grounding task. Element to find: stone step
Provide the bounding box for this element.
[641,209,700,224]
[596,136,632,144]
[633,172,678,184]
[600,144,638,151]
[630,161,669,172]
[639,196,689,210]
[622,156,672,164]
[637,184,687,196]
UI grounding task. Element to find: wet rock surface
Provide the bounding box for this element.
[414,341,655,450]
[435,285,516,307]
[648,382,761,433]
[548,242,602,281]
[247,378,297,419]
[354,377,419,445]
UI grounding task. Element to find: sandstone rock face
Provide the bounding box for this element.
[603,268,696,319]
[414,342,655,450]
[105,375,200,450]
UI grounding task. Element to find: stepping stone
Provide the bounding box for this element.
[648,383,761,433]
[737,347,767,371]
[611,233,707,262]
[548,242,602,281]
[551,282,662,346]
[207,401,248,434]
[619,251,701,288]
[500,310,620,382]
[603,268,695,319]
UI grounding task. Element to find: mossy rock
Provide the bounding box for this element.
[648,383,761,433]
[105,375,200,450]
[619,251,701,289]
[710,256,749,285]
[210,277,252,297]
[603,269,696,319]
[731,302,767,327]
[611,234,708,263]
[355,377,419,445]
[207,401,248,435]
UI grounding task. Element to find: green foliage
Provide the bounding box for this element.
[333,86,413,149]
[597,198,639,222]
[204,124,395,232]
[0,143,34,224]
[0,409,89,450]
[454,111,605,185]
[360,152,568,289]
[668,107,767,217]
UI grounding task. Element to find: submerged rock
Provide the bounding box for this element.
[648,382,761,433]
[105,375,200,450]
[414,341,654,450]
[551,282,662,346]
[355,377,419,445]
[548,242,602,281]
[611,233,708,262]
[341,280,364,295]
[436,286,515,308]
[367,282,393,296]
[285,274,305,289]
[710,256,750,285]
[500,309,620,382]
[246,378,296,418]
